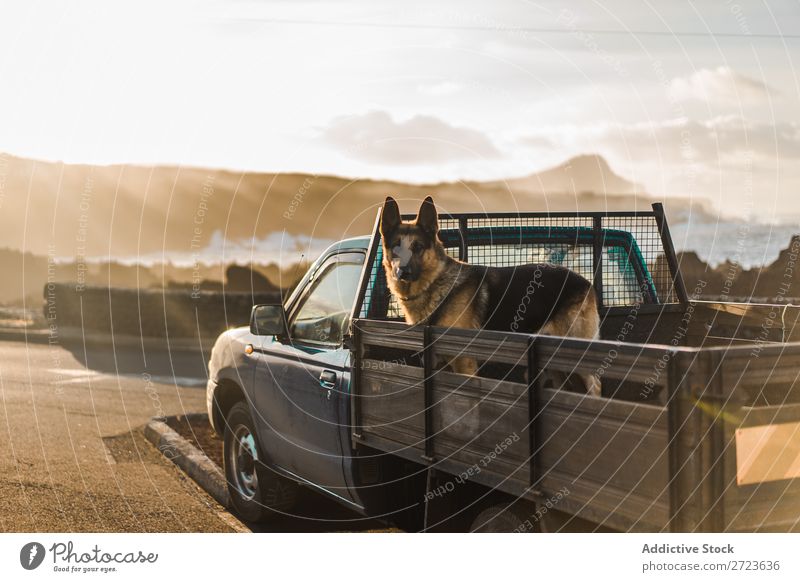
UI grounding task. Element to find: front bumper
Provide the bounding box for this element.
[206,378,219,434]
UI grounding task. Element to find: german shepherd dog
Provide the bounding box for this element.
[380,196,601,396]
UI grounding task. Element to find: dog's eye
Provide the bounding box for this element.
[411,241,423,253]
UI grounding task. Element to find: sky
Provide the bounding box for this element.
[1,0,799,221]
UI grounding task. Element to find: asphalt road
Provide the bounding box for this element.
[0,338,243,532]
[0,338,392,532]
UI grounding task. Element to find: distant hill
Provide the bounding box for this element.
[500,154,643,196]
[0,151,660,260]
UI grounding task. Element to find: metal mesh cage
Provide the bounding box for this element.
[602,215,676,304]
[358,210,678,320]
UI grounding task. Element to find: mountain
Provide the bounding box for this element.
[0,151,655,260]
[502,154,643,195]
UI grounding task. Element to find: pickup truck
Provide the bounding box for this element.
[206,203,800,532]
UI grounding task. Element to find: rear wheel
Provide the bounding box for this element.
[470,500,539,533]
[223,401,299,523]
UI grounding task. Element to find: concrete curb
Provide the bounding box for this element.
[0,328,51,344]
[143,416,231,510]
[0,326,218,350]
[63,329,220,350]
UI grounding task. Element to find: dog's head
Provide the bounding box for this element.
[380,196,441,285]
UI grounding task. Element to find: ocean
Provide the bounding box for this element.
[57,214,799,270]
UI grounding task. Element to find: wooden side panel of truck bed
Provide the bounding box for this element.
[353,319,674,531]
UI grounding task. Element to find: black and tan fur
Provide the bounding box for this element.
[380,196,601,396]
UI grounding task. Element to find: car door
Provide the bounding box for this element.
[254,251,364,503]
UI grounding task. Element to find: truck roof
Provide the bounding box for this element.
[326,235,371,253]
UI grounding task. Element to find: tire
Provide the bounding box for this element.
[223,401,299,523]
[470,500,539,533]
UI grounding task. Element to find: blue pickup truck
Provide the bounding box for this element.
[207,203,800,532]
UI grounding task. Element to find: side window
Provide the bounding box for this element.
[289,254,364,346]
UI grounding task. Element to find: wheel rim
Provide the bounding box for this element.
[229,424,259,500]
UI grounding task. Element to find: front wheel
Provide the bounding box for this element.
[223,401,299,523]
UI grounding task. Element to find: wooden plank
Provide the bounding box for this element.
[537,389,670,528]
[725,498,800,532]
[359,363,529,466]
[716,349,800,388]
[723,472,800,531]
[433,368,526,400]
[357,431,536,502]
[356,319,424,351]
[536,337,674,386]
[430,370,530,488]
[694,302,800,341]
[359,362,424,447]
[542,470,669,531]
[430,328,529,366]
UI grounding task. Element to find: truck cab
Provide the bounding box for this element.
[206,236,371,520]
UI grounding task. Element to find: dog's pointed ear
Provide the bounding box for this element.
[416,196,438,237]
[380,196,401,238]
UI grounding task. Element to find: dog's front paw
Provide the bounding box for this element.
[584,374,602,397]
[450,357,478,376]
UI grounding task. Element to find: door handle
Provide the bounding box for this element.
[319,370,337,389]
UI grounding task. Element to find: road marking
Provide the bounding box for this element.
[139,375,207,388]
[52,376,99,385]
[47,368,100,377]
[102,441,117,465]
[47,368,206,388]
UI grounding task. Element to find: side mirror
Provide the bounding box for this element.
[250,304,288,337]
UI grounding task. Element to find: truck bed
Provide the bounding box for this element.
[348,205,800,532]
[351,307,800,532]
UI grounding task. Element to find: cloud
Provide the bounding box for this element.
[515,133,556,149]
[561,115,800,214]
[320,110,501,164]
[417,81,463,96]
[596,116,800,165]
[669,66,776,104]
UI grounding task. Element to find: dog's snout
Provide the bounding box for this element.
[396,267,412,281]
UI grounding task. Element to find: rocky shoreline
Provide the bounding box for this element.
[667,234,800,303]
